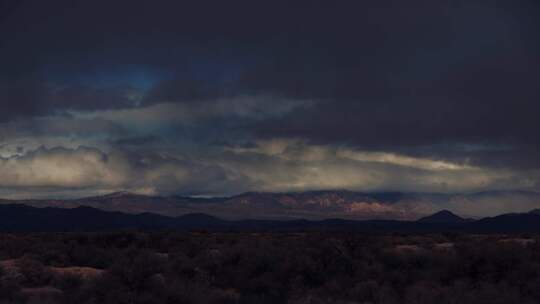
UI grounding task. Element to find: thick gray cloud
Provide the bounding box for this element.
[1,141,537,200]
[0,146,246,198]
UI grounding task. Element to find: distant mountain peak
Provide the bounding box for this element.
[417,210,466,223]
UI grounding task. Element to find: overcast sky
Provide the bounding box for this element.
[0,0,539,198]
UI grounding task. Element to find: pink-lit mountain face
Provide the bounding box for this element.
[2,190,540,221]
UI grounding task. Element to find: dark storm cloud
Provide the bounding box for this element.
[48,84,139,111]
[0,79,45,120]
[0,79,139,120]
[235,0,540,170]
[0,0,539,196]
[143,78,232,104]
[112,136,161,147]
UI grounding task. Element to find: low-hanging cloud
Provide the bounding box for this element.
[0,146,245,198]
[220,140,540,194]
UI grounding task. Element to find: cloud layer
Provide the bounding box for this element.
[0,140,537,200]
[0,0,539,202]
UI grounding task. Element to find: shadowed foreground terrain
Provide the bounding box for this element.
[1,232,540,303]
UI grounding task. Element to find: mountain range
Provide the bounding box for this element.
[2,190,540,220]
[1,204,540,233]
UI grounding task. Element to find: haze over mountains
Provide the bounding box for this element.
[2,190,540,221]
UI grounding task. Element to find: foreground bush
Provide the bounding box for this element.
[0,233,538,303]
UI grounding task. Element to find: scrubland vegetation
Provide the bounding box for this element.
[0,232,540,303]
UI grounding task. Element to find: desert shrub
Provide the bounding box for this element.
[16,257,52,287]
[1,232,540,303]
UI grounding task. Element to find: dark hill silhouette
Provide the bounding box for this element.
[469,212,540,233]
[2,203,540,233]
[528,209,540,215]
[417,210,467,223]
[0,204,226,232]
